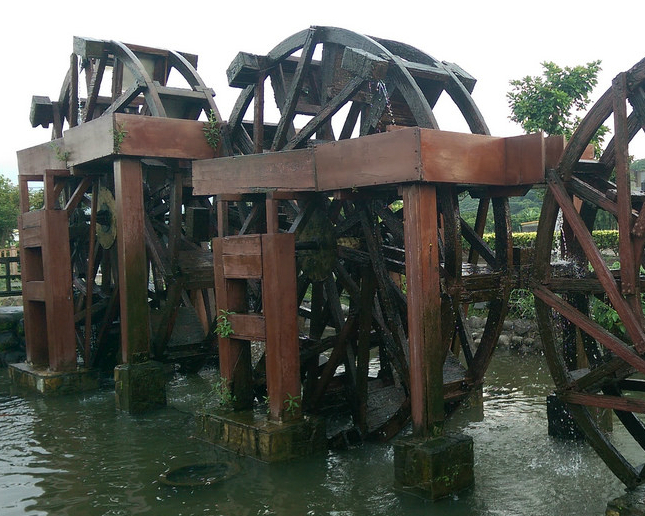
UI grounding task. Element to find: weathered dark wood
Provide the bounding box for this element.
[548,170,645,352]
[534,284,645,374]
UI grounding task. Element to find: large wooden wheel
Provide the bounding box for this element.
[533,57,645,487]
[31,37,225,370]
[222,26,515,438]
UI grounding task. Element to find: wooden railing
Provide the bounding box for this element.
[0,248,20,297]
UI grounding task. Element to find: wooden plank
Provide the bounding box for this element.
[114,158,150,363]
[42,210,76,371]
[64,113,216,167]
[23,281,45,301]
[315,127,422,190]
[402,183,443,437]
[17,139,65,176]
[212,237,254,409]
[545,134,566,169]
[221,234,262,255]
[505,132,545,184]
[222,255,263,279]
[114,113,216,160]
[20,210,44,248]
[229,313,266,341]
[262,233,301,420]
[421,130,543,185]
[192,148,316,196]
[563,392,645,414]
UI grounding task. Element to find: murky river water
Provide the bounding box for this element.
[0,351,629,516]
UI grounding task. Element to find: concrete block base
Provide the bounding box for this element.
[394,433,474,501]
[196,410,326,462]
[547,392,612,440]
[607,486,645,516]
[8,362,98,395]
[114,360,166,413]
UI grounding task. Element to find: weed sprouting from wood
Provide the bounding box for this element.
[50,142,70,163]
[203,110,221,150]
[112,123,128,153]
[214,309,234,338]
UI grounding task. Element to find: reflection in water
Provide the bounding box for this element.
[0,352,628,515]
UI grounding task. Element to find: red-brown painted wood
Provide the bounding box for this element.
[114,158,150,363]
[262,233,300,421]
[402,183,443,437]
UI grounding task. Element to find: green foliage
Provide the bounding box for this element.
[283,393,301,416]
[481,229,619,252]
[507,60,608,156]
[591,230,619,254]
[508,289,536,319]
[49,141,70,163]
[112,123,127,153]
[29,189,44,211]
[0,175,20,247]
[203,110,221,150]
[214,309,234,338]
[200,376,237,410]
[591,297,626,338]
[632,158,645,173]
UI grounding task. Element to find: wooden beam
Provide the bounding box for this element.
[114,158,150,363]
[402,183,443,437]
[262,233,301,421]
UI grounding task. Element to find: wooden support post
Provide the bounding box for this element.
[212,237,254,409]
[114,158,150,363]
[402,183,443,438]
[253,73,265,154]
[265,197,279,234]
[262,233,300,421]
[42,210,77,370]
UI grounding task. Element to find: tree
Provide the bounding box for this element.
[0,175,20,247]
[507,60,608,156]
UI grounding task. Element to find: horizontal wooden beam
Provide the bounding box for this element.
[193,127,546,195]
[63,113,216,166]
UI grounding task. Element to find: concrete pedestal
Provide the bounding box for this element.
[196,410,326,462]
[114,360,166,413]
[8,362,98,395]
[547,393,612,439]
[607,486,645,515]
[394,433,474,500]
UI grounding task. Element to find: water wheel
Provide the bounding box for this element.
[31,37,225,370]
[221,26,516,439]
[533,57,645,487]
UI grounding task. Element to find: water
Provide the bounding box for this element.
[0,352,627,516]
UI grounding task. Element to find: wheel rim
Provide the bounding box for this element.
[533,56,645,487]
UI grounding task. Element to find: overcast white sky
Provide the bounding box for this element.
[3,0,645,183]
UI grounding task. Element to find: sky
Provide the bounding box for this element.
[3,0,645,184]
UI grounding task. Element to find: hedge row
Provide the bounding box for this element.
[480,229,619,253]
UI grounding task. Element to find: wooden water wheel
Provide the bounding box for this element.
[29,37,226,370]
[218,26,517,439]
[533,57,645,487]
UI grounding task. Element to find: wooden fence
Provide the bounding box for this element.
[0,247,20,297]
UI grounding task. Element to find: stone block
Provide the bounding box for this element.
[196,410,326,462]
[114,360,166,414]
[394,433,474,501]
[8,362,98,395]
